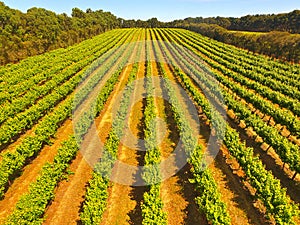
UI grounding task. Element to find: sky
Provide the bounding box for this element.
[3,0,300,22]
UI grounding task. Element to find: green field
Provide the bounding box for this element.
[0,28,299,225]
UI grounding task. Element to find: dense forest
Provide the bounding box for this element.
[166,10,300,62]
[0,2,166,65]
[167,10,300,33]
[173,23,300,62]
[0,2,120,64]
[1,1,299,65]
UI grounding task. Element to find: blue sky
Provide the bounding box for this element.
[3,0,300,22]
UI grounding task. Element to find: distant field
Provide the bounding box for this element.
[228,30,267,35]
[0,28,299,225]
[228,30,300,37]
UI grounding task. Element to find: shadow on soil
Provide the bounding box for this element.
[128,77,148,225]
[228,116,300,205]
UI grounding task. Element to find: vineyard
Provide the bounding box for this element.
[0,28,299,225]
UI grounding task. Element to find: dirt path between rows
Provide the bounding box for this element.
[100,45,147,225]
[148,30,208,224]
[0,118,73,224]
[154,29,270,224]
[0,31,138,225]
[167,63,269,224]
[43,66,134,225]
[43,32,144,225]
[158,60,208,225]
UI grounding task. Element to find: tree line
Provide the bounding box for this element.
[164,10,300,63]
[0,1,168,65]
[167,10,300,33]
[172,23,300,63]
[0,2,120,64]
[1,1,299,65]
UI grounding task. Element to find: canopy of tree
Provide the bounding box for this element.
[0,2,121,64]
[172,23,300,63]
[167,10,300,34]
[0,1,299,65]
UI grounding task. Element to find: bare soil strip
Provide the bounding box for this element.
[100,48,146,225]
[0,119,73,224]
[226,111,300,204]
[149,32,208,224]
[157,61,208,225]
[150,38,190,224]
[174,31,300,184]
[157,35,269,223]
[43,64,135,225]
[169,65,270,224]
[0,31,139,225]
[43,32,144,225]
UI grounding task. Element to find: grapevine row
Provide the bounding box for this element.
[80,62,139,225]
[80,31,143,224]
[0,29,140,198]
[165,29,300,142]
[0,29,123,87]
[159,29,300,177]
[175,29,300,89]
[4,67,124,225]
[141,57,167,224]
[151,29,231,225]
[176,67,299,224]
[155,28,299,224]
[0,31,128,125]
[164,29,300,140]
[167,29,300,117]
[175,29,300,82]
[0,29,137,148]
[0,29,129,108]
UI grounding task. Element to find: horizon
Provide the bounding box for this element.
[2,0,300,22]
